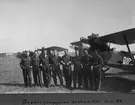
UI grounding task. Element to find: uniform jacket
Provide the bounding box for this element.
[49,54,54,65]
[52,55,61,67]
[61,55,72,68]
[20,57,31,70]
[92,53,104,66]
[39,55,50,66]
[81,54,93,66]
[31,56,40,67]
[72,55,82,69]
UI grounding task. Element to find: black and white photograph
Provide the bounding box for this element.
[0,0,135,95]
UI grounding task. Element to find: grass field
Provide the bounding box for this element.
[0,56,72,93]
[0,56,135,93]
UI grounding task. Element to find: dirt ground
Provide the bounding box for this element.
[0,56,134,93]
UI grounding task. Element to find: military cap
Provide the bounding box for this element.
[21,51,27,58]
[41,47,46,51]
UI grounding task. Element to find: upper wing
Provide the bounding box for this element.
[70,41,82,46]
[99,28,135,45]
[45,46,67,51]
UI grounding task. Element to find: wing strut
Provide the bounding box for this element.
[123,34,135,66]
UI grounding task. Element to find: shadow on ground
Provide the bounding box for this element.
[101,76,134,93]
[0,77,135,93]
[0,83,28,87]
[0,83,66,88]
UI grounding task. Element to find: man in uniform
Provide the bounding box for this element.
[92,49,104,90]
[81,49,93,90]
[61,50,72,89]
[52,50,63,86]
[72,49,82,89]
[20,51,32,87]
[39,50,51,87]
[31,51,42,86]
[48,50,54,79]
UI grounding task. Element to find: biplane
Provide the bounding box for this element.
[99,28,135,72]
[70,28,135,73]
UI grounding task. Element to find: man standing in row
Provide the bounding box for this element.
[48,50,54,82]
[52,50,63,86]
[31,51,42,87]
[61,50,72,89]
[72,49,82,88]
[39,49,51,87]
[92,49,104,90]
[20,51,32,87]
[82,49,93,90]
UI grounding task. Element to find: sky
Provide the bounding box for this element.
[0,0,135,53]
